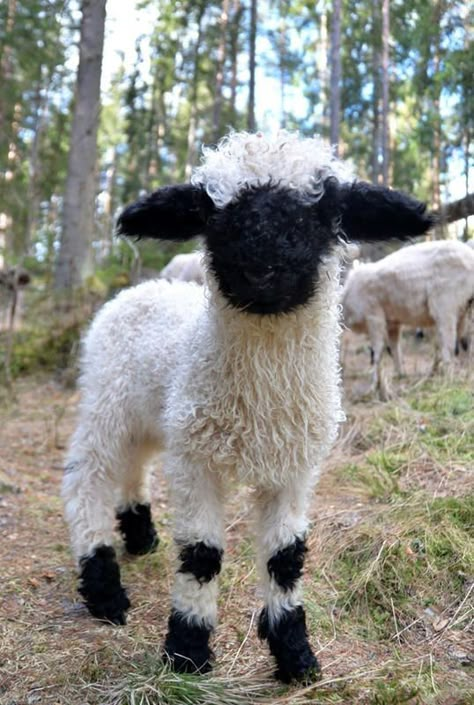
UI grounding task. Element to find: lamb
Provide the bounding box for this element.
[62,131,433,683]
[159,251,205,284]
[342,239,474,397]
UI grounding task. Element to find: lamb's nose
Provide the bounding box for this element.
[243,268,274,286]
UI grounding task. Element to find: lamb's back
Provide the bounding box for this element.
[77,280,206,437]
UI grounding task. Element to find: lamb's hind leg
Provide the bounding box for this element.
[62,432,130,625]
[164,459,226,674]
[255,480,320,684]
[116,444,159,556]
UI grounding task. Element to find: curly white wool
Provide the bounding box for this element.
[191,130,354,208]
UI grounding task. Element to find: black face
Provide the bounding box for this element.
[117,174,435,315]
[206,185,336,315]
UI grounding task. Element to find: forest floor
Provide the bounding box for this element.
[0,332,472,705]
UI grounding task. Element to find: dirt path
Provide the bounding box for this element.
[0,356,472,704]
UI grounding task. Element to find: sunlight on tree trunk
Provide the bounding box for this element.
[248,0,257,132]
[184,1,206,181]
[329,0,342,155]
[381,0,390,186]
[213,0,230,141]
[55,0,107,292]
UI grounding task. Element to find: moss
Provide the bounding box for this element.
[3,320,83,378]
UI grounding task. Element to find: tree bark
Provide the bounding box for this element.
[184,1,206,181]
[371,0,381,184]
[329,0,342,154]
[381,0,390,186]
[0,0,17,160]
[229,0,243,125]
[431,0,443,238]
[317,6,329,136]
[54,0,107,291]
[436,192,474,225]
[247,0,257,131]
[213,0,230,141]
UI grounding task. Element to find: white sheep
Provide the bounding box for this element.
[342,239,474,397]
[159,251,205,285]
[62,130,433,682]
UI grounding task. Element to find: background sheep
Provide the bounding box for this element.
[342,239,474,398]
[0,266,31,332]
[159,250,205,285]
[62,131,433,683]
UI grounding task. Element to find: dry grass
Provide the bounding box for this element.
[0,334,472,705]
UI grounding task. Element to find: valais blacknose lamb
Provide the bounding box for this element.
[62,131,433,683]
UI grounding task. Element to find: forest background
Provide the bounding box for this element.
[0,0,472,327]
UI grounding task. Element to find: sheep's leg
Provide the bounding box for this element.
[62,445,130,625]
[116,446,159,555]
[255,481,320,684]
[366,313,389,399]
[455,305,470,356]
[387,322,403,376]
[164,463,226,674]
[431,309,457,370]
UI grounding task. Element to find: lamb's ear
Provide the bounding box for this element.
[323,179,435,242]
[117,184,216,241]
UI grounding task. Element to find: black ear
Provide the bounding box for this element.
[116,184,216,241]
[323,179,435,242]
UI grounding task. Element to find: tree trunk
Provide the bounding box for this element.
[278,0,287,128]
[431,0,443,238]
[247,0,257,131]
[213,0,230,141]
[0,0,17,161]
[25,78,50,256]
[381,0,390,186]
[463,129,470,240]
[436,192,474,225]
[329,0,342,154]
[184,1,206,181]
[229,0,243,125]
[54,0,107,291]
[317,6,329,136]
[371,0,381,184]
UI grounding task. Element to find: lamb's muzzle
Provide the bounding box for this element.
[62,130,434,683]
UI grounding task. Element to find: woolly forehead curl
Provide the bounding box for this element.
[191,130,355,209]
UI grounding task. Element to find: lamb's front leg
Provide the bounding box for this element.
[62,450,130,625]
[164,462,226,674]
[255,480,321,683]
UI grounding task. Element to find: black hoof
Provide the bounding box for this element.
[117,504,159,555]
[258,605,321,684]
[79,545,130,624]
[275,650,321,684]
[164,610,213,674]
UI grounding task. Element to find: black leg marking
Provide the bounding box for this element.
[178,541,223,583]
[117,503,159,555]
[267,536,307,592]
[164,610,213,674]
[79,545,130,625]
[258,606,321,684]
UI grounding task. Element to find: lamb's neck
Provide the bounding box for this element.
[207,291,339,368]
[203,254,343,369]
